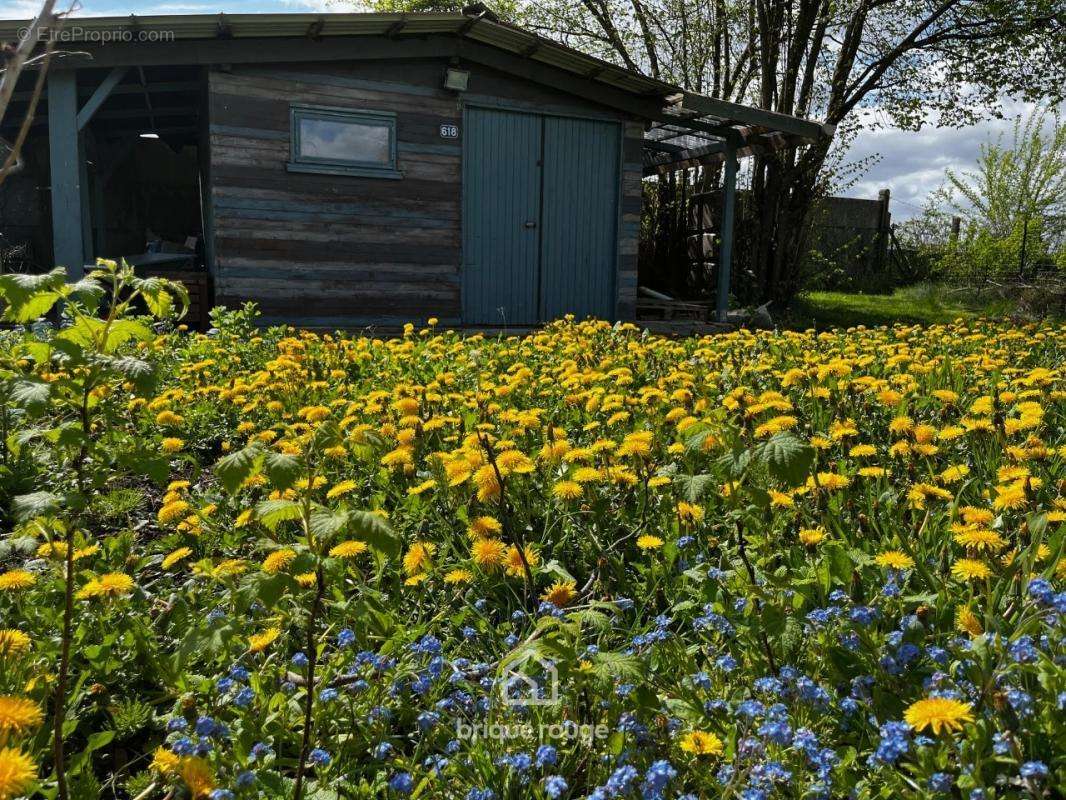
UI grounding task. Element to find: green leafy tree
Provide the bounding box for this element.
[940,106,1066,254]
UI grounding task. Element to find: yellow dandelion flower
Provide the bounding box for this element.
[636,535,664,551]
[162,547,193,569]
[904,697,973,735]
[295,572,317,588]
[161,437,185,453]
[0,697,43,739]
[0,631,31,658]
[572,467,603,484]
[679,730,724,756]
[552,480,583,500]
[874,551,914,570]
[677,501,705,526]
[504,544,539,577]
[798,528,825,546]
[36,541,67,559]
[473,465,501,501]
[76,572,135,600]
[329,540,368,559]
[262,549,297,574]
[212,559,249,578]
[151,746,181,776]
[444,569,473,585]
[466,516,502,539]
[298,405,331,422]
[472,538,507,568]
[953,529,1007,553]
[326,480,359,500]
[0,571,36,592]
[955,606,983,637]
[403,542,436,575]
[952,558,992,581]
[155,410,184,426]
[541,580,577,608]
[993,483,1027,511]
[0,747,36,800]
[158,499,191,525]
[959,507,994,526]
[814,472,850,491]
[247,627,281,653]
[179,756,216,798]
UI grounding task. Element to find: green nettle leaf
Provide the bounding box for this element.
[57,317,152,353]
[105,356,156,393]
[683,425,716,453]
[10,379,50,412]
[13,490,62,521]
[0,267,67,322]
[214,444,264,493]
[135,275,190,319]
[674,473,718,502]
[139,279,174,318]
[347,509,400,558]
[309,508,350,541]
[759,432,815,486]
[255,499,303,532]
[263,451,301,491]
[65,277,105,312]
[591,651,643,681]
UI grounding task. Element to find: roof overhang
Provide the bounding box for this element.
[0,10,832,168]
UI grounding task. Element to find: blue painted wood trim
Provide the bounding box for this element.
[461,96,622,123]
[77,67,128,130]
[48,70,85,278]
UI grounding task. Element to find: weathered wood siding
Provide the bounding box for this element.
[207,57,643,327]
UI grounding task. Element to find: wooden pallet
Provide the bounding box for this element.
[636,298,707,321]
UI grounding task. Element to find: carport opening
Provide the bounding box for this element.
[76,64,207,272]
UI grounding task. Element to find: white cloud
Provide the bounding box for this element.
[840,100,1055,221]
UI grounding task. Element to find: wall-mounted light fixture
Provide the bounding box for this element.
[138,132,160,139]
[443,67,470,92]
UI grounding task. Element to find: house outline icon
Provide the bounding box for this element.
[499,651,560,707]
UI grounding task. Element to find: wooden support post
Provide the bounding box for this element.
[76,67,128,130]
[716,141,737,323]
[48,69,85,278]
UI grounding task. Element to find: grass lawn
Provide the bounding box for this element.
[786,284,995,329]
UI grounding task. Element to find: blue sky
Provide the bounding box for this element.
[2,0,1038,222]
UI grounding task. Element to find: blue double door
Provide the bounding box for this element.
[462,106,620,325]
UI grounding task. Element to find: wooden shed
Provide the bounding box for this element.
[0,8,830,328]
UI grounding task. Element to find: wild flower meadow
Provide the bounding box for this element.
[0,262,1063,800]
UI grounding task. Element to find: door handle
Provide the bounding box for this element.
[524,221,537,228]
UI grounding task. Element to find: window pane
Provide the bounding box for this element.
[298,116,390,164]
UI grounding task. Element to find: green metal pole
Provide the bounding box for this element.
[716,141,737,323]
